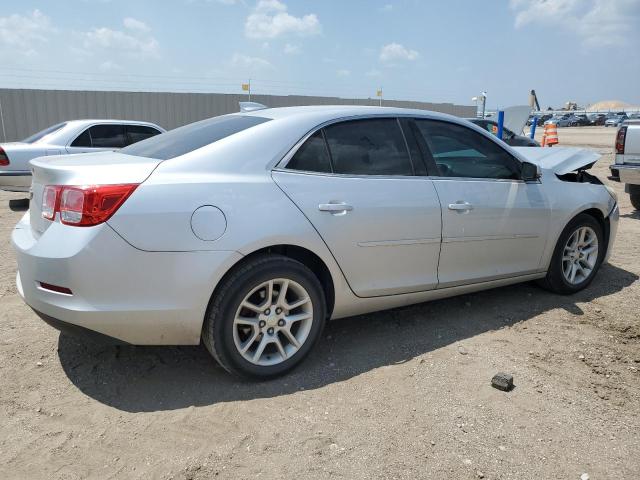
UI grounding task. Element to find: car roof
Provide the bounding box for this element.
[241,105,464,125]
[64,119,164,128]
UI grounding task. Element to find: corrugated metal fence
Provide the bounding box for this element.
[0,88,475,142]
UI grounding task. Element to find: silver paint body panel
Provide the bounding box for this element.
[12,106,618,344]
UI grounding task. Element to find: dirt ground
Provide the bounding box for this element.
[0,126,638,479]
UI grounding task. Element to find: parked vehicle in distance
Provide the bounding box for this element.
[12,106,619,379]
[569,115,590,127]
[588,114,607,126]
[467,118,539,146]
[0,120,165,192]
[609,120,640,210]
[544,114,572,127]
[605,113,628,127]
[527,114,552,126]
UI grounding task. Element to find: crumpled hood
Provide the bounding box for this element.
[512,147,600,175]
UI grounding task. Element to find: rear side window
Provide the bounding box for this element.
[71,124,127,148]
[71,129,91,147]
[126,125,162,145]
[323,119,413,175]
[120,115,270,160]
[86,124,127,148]
[415,120,521,180]
[286,131,332,173]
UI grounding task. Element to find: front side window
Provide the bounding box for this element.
[415,120,521,180]
[88,124,127,148]
[323,118,413,175]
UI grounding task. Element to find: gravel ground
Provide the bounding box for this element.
[0,126,638,479]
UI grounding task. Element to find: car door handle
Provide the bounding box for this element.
[318,202,353,214]
[448,201,473,211]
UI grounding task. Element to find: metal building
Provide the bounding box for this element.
[0,88,475,142]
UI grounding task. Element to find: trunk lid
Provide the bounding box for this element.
[512,147,600,175]
[29,151,162,237]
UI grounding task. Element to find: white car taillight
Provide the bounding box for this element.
[41,184,139,226]
[42,185,61,220]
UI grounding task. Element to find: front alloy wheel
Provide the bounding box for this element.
[538,213,604,294]
[561,226,599,285]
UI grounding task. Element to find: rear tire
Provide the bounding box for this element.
[202,254,326,380]
[630,194,640,211]
[538,213,605,294]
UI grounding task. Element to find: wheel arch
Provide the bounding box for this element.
[579,207,610,251]
[210,244,336,321]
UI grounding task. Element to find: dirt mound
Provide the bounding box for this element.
[588,100,640,112]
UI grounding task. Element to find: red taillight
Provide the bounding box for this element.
[615,126,627,154]
[0,147,9,166]
[41,184,139,226]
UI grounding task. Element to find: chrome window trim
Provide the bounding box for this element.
[276,114,418,178]
[274,113,531,180]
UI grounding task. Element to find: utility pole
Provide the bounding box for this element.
[0,95,6,142]
[377,87,383,107]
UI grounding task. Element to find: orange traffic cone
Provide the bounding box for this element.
[543,123,559,147]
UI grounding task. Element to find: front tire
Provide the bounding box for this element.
[630,193,640,211]
[538,214,605,294]
[202,254,326,379]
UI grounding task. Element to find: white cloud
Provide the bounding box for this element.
[283,43,300,54]
[379,42,419,62]
[366,68,381,77]
[123,17,151,33]
[336,69,350,77]
[0,10,53,51]
[83,18,160,59]
[231,53,273,69]
[99,60,122,71]
[245,0,321,39]
[510,0,640,47]
[379,4,393,12]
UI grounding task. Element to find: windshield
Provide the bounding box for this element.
[120,115,271,160]
[21,122,67,144]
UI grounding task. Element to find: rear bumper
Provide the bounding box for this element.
[610,164,640,184]
[0,170,31,191]
[31,308,129,344]
[12,215,242,345]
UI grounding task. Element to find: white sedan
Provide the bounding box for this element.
[12,106,618,379]
[0,119,164,192]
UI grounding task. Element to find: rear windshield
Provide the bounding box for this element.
[22,122,67,144]
[120,115,271,160]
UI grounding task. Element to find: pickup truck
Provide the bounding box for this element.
[609,120,640,210]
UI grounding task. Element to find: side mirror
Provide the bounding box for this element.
[521,161,541,182]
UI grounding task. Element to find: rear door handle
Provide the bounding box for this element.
[318,202,353,214]
[448,201,473,211]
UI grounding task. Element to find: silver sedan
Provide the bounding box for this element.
[0,119,164,192]
[12,106,619,379]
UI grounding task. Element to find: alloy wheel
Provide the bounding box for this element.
[562,226,599,285]
[232,278,313,366]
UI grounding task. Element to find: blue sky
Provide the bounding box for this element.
[0,0,639,109]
